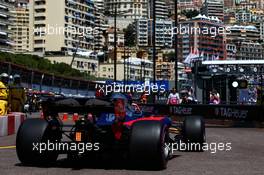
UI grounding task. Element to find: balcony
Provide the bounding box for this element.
[34,35,45,40]
[34,12,46,18]
[35,5,46,10]
[34,43,45,48]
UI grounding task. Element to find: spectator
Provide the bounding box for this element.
[167,88,180,105]
[95,87,104,98]
[0,73,10,115]
[140,91,148,104]
[210,91,220,104]
[181,94,189,104]
[126,90,133,104]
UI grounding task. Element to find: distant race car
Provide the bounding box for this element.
[16,93,206,170]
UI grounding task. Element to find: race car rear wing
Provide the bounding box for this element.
[41,97,115,116]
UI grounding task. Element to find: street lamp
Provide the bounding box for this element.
[70,34,84,67]
[114,4,117,82]
[110,3,132,82]
[174,0,178,90]
[123,46,126,85]
[152,0,156,103]
[152,0,156,86]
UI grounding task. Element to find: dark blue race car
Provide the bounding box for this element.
[16,93,205,170]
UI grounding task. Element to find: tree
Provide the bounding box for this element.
[182,10,199,19]
[0,52,99,80]
[163,52,175,62]
[123,23,136,47]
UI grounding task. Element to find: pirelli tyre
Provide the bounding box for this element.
[182,116,206,151]
[129,120,170,170]
[16,118,61,165]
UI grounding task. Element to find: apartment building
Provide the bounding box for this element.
[99,58,153,81]
[151,0,169,20]
[236,42,263,60]
[137,18,148,47]
[235,10,252,23]
[223,0,235,9]
[154,20,173,48]
[10,2,29,53]
[105,0,148,30]
[0,0,15,52]
[235,0,258,10]
[94,0,107,52]
[29,0,95,54]
[259,21,264,41]
[105,0,148,20]
[178,14,225,62]
[156,60,175,81]
[226,25,263,60]
[178,0,203,11]
[46,54,99,76]
[106,27,125,48]
[137,18,173,48]
[227,25,260,43]
[156,60,187,82]
[201,0,224,21]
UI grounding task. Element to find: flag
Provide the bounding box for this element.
[215,54,220,60]
[211,54,215,61]
[184,53,193,64]
[192,48,200,61]
[200,51,205,61]
[194,48,199,56]
[184,47,193,64]
[205,53,209,61]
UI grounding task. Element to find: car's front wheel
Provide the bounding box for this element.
[182,116,206,151]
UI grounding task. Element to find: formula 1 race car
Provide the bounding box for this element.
[16,93,205,170]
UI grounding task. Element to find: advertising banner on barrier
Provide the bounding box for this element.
[141,104,264,121]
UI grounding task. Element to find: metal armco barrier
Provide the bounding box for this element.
[141,104,264,122]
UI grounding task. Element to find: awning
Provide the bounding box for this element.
[76,50,94,57]
[122,57,153,65]
[0,31,7,36]
[0,5,7,10]
[0,13,7,18]
[5,41,14,46]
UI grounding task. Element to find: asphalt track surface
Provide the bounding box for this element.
[0,113,263,175]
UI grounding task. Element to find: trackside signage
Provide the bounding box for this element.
[214,107,248,119]
[142,104,264,121]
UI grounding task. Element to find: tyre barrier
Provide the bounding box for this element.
[0,113,26,137]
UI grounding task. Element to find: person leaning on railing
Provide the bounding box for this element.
[167,88,180,105]
[0,73,10,115]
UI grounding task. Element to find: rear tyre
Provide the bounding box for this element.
[182,116,205,151]
[129,120,170,170]
[16,118,61,165]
